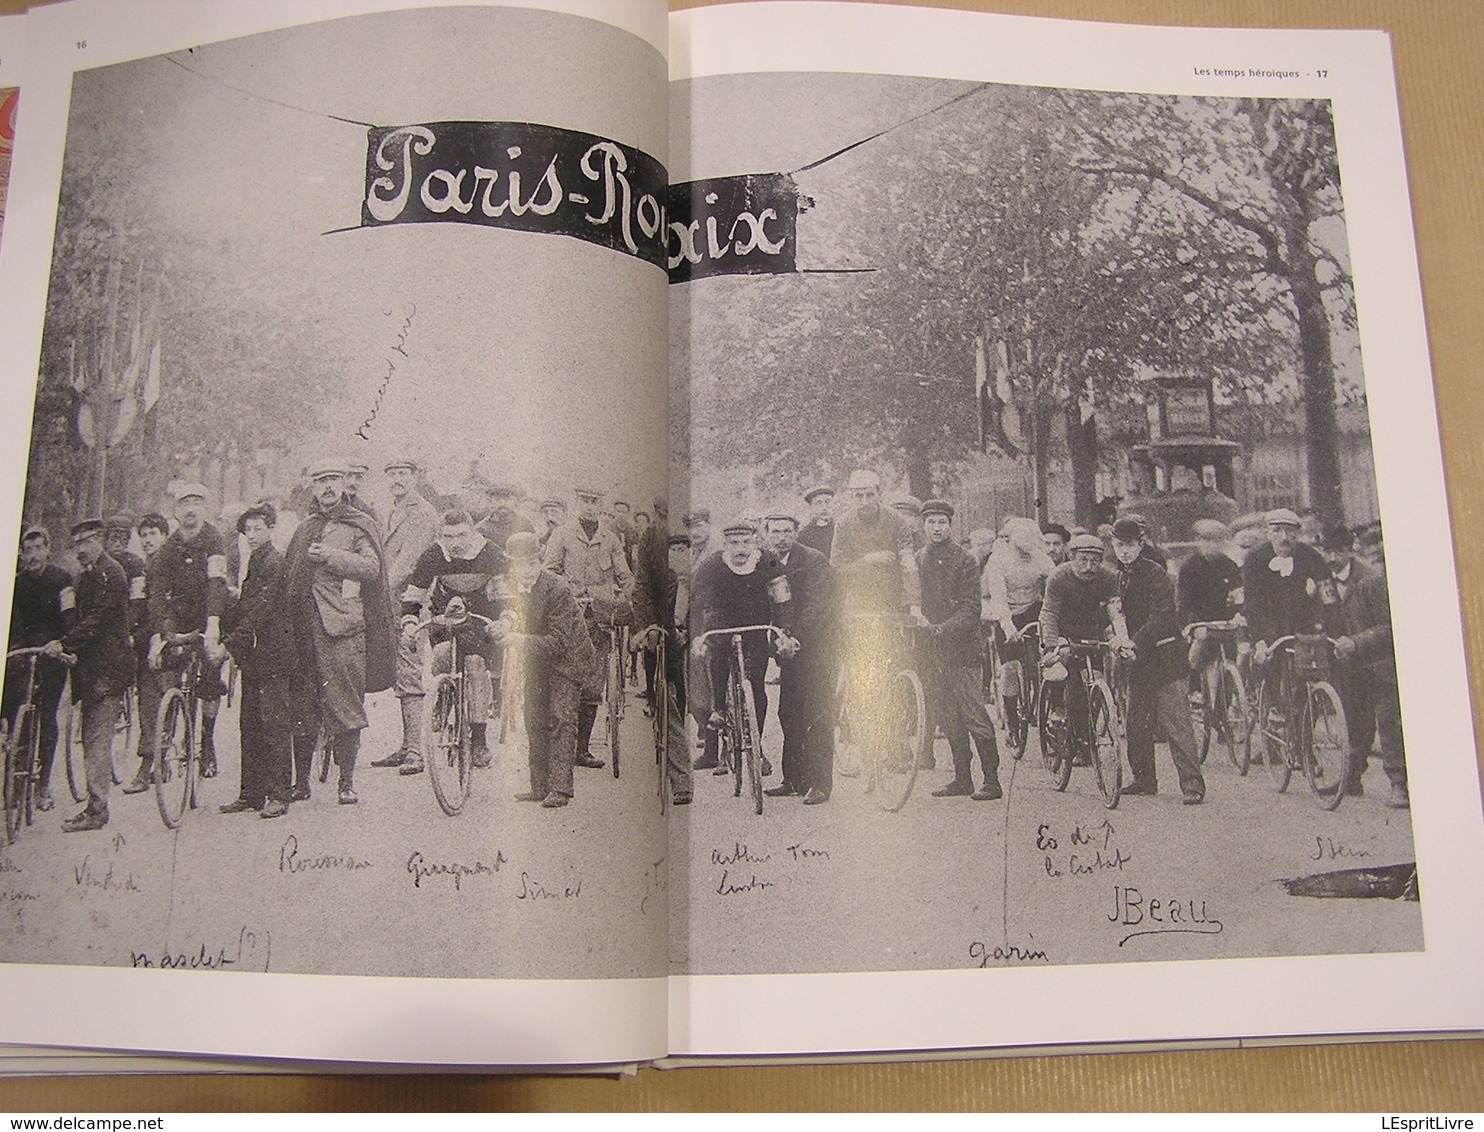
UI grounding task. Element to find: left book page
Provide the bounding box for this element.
[0,0,672,1067]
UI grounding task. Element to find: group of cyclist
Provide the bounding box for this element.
[2,451,1405,834]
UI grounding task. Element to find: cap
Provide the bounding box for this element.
[684,508,711,527]
[1110,516,1145,541]
[103,513,134,534]
[505,531,541,561]
[573,485,602,501]
[347,460,369,475]
[539,497,567,511]
[70,518,105,540]
[174,482,210,504]
[722,518,758,537]
[1192,518,1230,541]
[845,470,881,491]
[668,532,692,548]
[920,499,954,520]
[1119,512,1148,531]
[383,456,418,473]
[1068,533,1104,555]
[1265,508,1302,528]
[890,495,923,515]
[305,459,347,482]
[803,484,835,503]
[762,513,800,529]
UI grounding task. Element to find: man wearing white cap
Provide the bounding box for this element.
[1242,507,1331,669]
[138,482,230,781]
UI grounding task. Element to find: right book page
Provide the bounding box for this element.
[665,0,1484,1060]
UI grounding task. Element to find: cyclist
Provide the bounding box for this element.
[543,486,634,770]
[1038,532,1131,767]
[981,516,1053,745]
[1111,516,1203,803]
[1177,518,1243,702]
[692,518,794,776]
[631,519,694,806]
[122,514,170,794]
[146,483,230,779]
[399,509,508,773]
[53,520,133,833]
[3,526,76,813]
[1243,508,1332,673]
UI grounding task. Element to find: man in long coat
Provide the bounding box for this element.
[283,458,396,804]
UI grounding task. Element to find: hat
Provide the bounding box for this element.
[1110,516,1145,541]
[762,513,800,529]
[684,508,711,527]
[722,518,758,537]
[1068,533,1104,555]
[668,532,692,548]
[890,495,923,515]
[845,470,880,491]
[174,482,210,504]
[803,485,835,503]
[383,456,418,473]
[1192,518,1230,541]
[1265,508,1302,528]
[305,459,347,482]
[103,513,133,534]
[539,497,567,511]
[920,499,954,520]
[347,460,369,475]
[573,485,602,501]
[505,531,541,561]
[70,518,105,541]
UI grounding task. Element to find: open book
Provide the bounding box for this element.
[0,0,1478,1071]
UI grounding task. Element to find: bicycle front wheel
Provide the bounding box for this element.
[1038,682,1072,792]
[112,686,138,785]
[1194,668,1214,765]
[736,664,764,816]
[5,711,26,844]
[153,689,193,829]
[608,644,623,779]
[63,692,86,803]
[1256,674,1291,793]
[425,674,470,816]
[833,666,862,778]
[1218,661,1251,775]
[1304,680,1351,810]
[1088,676,1122,810]
[874,668,924,813]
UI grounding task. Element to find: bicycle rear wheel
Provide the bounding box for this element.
[63,691,85,803]
[833,666,861,778]
[1088,676,1122,809]
[1257,673,1291,793]
[608,643,623,779]
[874,668,925,813]
[5,711,26,843]
[1002,657,1029,760]
[736,663,764,816]
[425,673,470,816]
[1218,661,1251,775]
[112,686,137,785]
[1194,668,1215,765]
[1304,680,1351,810]
[153,689,193,829]
[1038,682,1072,792]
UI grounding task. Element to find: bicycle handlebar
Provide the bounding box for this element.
[696,624,786,645]
[5,646,75,666]
[1182,619,1243,640]
[412,611,498,633]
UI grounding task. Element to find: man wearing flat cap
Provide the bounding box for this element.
[344,460,378,524]
[543,486,633,769]
[917,501,1001,800]
[477,481,536,552]
[283,458,396,804]
[1242,507,1331,672]
[493,531,597,807]
[54,520,134,831]
[796,486,836,559]
[373,456,441,772]
[143,483,231,781]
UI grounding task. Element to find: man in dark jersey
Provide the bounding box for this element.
[399,510,508,772]
[3,527,76,812]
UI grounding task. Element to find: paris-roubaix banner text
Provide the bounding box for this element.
[357,121,800,283]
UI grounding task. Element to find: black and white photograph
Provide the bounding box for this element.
[0,2,673,989]
[668,69,1423,977]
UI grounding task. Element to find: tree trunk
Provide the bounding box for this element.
[1030,402,1055,524]
[1064,400,1099,528]
[905,445,933,502]
[1287,234,1344,525]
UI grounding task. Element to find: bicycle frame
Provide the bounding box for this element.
[415,610,495,816]
[697,624,783,816]
[5,647,74,842]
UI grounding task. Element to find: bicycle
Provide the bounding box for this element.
[1183,619,1251,775]
[416,608,496,816]
[63,676,129,801]
[577,595,628,778]
[833,612,928,813]
[1037,638,1126,809]
[4,647,74,844]
[697,624,783,816]
[152,632,217,830]
[1253,633,1351,810]
[995,620,1041,760]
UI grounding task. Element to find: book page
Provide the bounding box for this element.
[0,0,672,1066]
[667,1,1484,1058]
[0,14,20,254]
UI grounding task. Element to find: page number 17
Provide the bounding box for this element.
[1317,69,1328,77]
